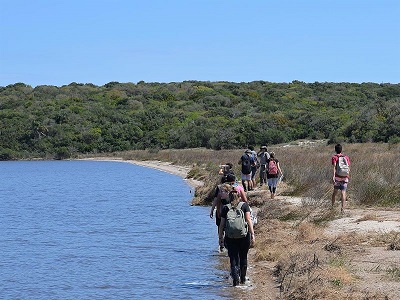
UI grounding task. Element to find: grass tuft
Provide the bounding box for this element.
[386,266,400,281]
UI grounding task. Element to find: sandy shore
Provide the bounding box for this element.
[79,157,203,188]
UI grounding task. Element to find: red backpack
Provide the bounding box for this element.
[268,159,278,175]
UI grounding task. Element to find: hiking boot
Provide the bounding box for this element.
[231,266,240,286]
[240,265,247,284]
[232,276,240,287]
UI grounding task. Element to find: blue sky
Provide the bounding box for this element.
[1,0,399,87]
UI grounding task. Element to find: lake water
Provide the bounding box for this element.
[0,160,234,299]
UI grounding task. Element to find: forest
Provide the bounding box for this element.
[0,80,399,160]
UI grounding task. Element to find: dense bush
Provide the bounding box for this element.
[0,81,399,159]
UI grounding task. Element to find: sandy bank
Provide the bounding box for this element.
[79,157,203,189]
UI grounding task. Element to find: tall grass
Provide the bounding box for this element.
[269,142,400,207]
[100,141,400,207]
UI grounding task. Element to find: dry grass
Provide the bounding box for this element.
[105,141,400,207]
[355,213,382,222]
[272,142,400,207]
[253,214,400,299]
[386,266,400,281]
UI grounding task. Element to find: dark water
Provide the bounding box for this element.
[0,161,232,299]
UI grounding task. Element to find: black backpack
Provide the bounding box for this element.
[241,154,252,174]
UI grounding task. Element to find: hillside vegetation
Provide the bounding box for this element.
[1,81,399,159]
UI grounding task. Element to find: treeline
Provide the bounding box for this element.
[0,80,399,159]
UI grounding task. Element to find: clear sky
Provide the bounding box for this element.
[1,0,399,87]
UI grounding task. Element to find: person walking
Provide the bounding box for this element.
[257,146,270,186]
[218,190,255,286]
[210,174,247,251]
[266,152,283,199]
[331,144,351,213]
[210,181,233,251]
[238,149,254,191]
[226,173,248,202]
[218,162,234,177]
[248,146,259,189]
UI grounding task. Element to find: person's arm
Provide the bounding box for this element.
[277,162,283,175]
[332,156,337,183]
[210,187,220,218]
[210,198,216,218]
[245,212,255,244]
[218,218,226,247]
[240,189,248,202]
[332,164,337,183]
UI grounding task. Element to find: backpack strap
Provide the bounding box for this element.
[237,202,244,211]
[335,154,345,164]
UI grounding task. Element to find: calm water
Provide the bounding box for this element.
[0,161,232,299]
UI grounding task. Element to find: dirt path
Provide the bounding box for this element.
[246,190,400,300]
[324,206,400,299]
[326,208,400,234]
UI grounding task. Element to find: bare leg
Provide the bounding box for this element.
[242,180,248,192]
[248,180,253,191]
[271,186,276,199]
[332,189,339,207]
[341,190,347,212]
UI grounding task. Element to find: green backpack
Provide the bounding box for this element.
[225,202,248,239]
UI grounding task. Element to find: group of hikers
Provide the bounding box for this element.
[238,145,283,198]
[209,143,350,287]
[209,145,283,286]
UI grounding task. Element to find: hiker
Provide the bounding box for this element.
[248,146,259,189]
[266,152,283,199]
[225,173,247,202]
[238,149,254,191]
[218,190,255,286]
[257,146,270,186]
[331,144,350,213]
[219,162,234,175]
[210,174,247,251]
[218,162,234,181]
[210,181,233,251]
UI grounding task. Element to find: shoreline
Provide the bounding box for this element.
[78,157,204,189]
